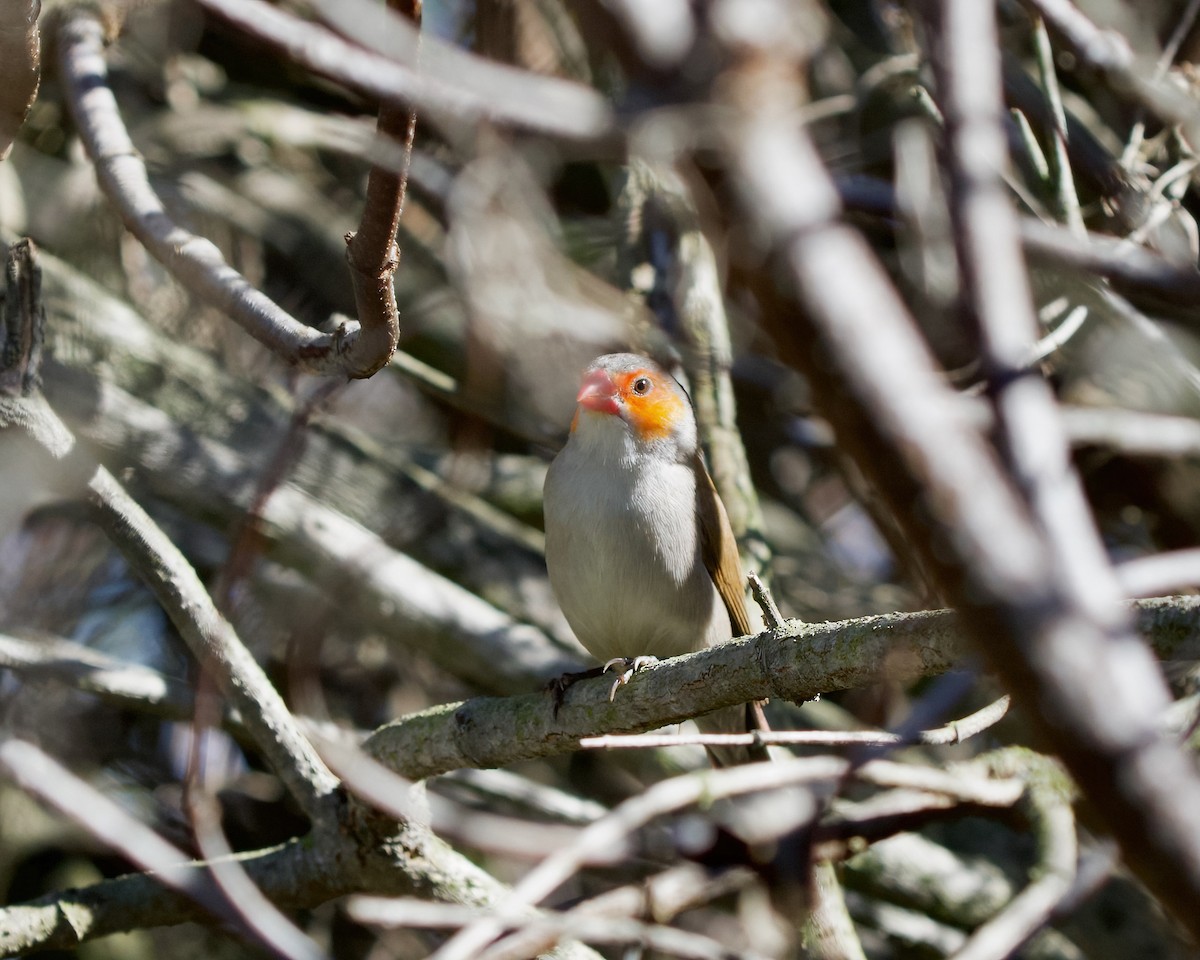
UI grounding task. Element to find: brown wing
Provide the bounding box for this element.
[695,454,773,763]
[694,453,753,638]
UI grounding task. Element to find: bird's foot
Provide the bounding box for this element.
[546,666,607,718]
[602,656,659,702]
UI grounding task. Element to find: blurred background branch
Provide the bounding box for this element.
[3,0,1200,956]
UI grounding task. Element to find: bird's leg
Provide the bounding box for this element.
[602,656,659,701]
[546,666,607,717]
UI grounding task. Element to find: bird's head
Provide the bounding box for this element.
[569,353,696,459]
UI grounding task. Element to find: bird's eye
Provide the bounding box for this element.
[631,376,652,396]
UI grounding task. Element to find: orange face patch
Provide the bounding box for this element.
[613,370,685,441]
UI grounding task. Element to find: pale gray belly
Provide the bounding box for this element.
[545,462,730,663]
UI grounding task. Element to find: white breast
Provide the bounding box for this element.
[543,416,730,664]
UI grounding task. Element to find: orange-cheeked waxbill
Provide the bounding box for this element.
[543,353,767,766]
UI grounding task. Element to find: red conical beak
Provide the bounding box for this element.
[576,368,620,415]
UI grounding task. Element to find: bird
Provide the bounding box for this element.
[543,352,769,766]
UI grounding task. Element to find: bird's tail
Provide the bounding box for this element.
[696,700,772,766]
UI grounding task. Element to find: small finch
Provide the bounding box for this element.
[543,353,767,766]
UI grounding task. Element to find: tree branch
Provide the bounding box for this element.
[579,695,1012,751]
[55,10,379,377]
[194,0,614,144]
[707,0,1200,938]
[0,739,327,960]
[1022,0,1200,150]
[0,631,201,722]
[6,388,340,827]
[431,756,1023,960]
[341,0,421,378]
[365,597,1200,781]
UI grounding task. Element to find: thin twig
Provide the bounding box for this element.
[0,631,200,719]
[581,695,1010,751]
[342,0,422,377]
[813,787,1003,862]
[215,380,345,611]
[180,581,327,960]
[183,730,328,960]
[748,570,785,629]
[437,768,607,826]
[478,866,758,960]
[1020,216,1200,307]
[1026,305,1088,364]
[353,902,765,960]
[1121,0,1200,168]
[1024,0,1200,149]
[1031,15,1084,234]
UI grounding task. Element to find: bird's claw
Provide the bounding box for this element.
[546,666,606,718]
[602,656,659,702]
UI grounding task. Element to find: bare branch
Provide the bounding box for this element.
[1023,0,1200,149]
[5,388,340,825]
[54,10,375,377]
[1060,405,1200,457]
[1020,218,1200,314]
[924,0,1109,598]
[710,0,1200,937]
[0,631,198,720]
[1030,16,1084,235]
[1117,549,1200,598]
[365,596,1200,781]
[85,463,341,824]
[183,756,327,960]
[351,896,765,960]
[430,757,1023,960]
[194,0,614,143]
[341,0,421,379]
[1121,0,1200,166]
[0,739,284,951]
[814,789,997,863]
[476,865,758,960]
[438,768,607,826]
